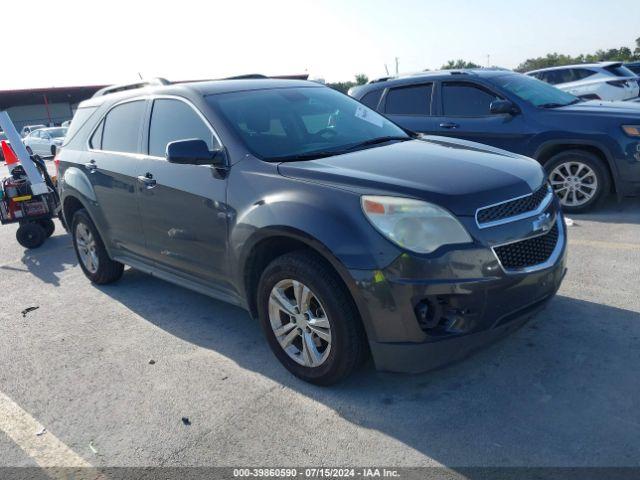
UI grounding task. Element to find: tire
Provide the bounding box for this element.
[257,250,367,385]
[16,222,46,249]
[38,218,55,238]
[544,150,610,213]
[71,209,124,284]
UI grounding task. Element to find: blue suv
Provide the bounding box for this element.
[349,69,640,212]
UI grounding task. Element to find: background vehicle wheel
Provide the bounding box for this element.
[257,250,367,385]
[16,222,46,249]
[545,150,610,213]
[71,209,124,284]
[38,218,55,238]
[25,146,33,155]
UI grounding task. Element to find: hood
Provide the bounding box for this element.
[555,99,640,117]
[278,137,545,216]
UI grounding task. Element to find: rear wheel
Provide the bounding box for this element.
[257,250,367,385]
[71,209,124,284]
[38,218,55,238]
[16,222,46,249]
[545,150,610,213]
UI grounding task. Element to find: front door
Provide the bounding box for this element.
[431,81,532,153]
[137,97,230,290]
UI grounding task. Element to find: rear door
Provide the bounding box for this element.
[380,83,436,133]
[85,99,148,260]
[431,80,532,153]
[137,97,230,290]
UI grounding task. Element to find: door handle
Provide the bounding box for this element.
[439,122,460,129]
[137,173,157,189]
[84,160,97,172]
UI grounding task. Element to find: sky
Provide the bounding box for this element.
[2,0,640,89]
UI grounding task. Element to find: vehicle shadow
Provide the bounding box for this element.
[0,229,76,286]
[97,269,640,468]
[569,196,640,225]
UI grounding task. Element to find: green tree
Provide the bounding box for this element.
[441,59,482,70]
[355,73,369,85]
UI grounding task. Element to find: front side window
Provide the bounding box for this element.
[441,82,500,116]
[208,87,408,161]
[494,73,579,108]
[148,99,216,157]
[385,84,432,115]
[101,100,145,153]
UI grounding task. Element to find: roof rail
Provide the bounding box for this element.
[368,76,394,84]
[92,78,171,97]
[223,74,269,80]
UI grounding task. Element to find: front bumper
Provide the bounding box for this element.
[348,214,568,374]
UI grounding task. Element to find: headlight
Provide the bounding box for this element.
[622,125,640,137]
[361,195,472,254]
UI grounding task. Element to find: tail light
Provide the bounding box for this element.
[53,153,61,179]
[606,80,627,88]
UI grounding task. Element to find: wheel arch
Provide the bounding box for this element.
[535,140,618,194]
[239,226,374,342]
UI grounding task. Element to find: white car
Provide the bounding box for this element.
[23,127,68,157]
[526,62,640,101]
[20,124,46,138]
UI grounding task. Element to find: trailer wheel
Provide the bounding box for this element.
[16,223,46,249]
[38,219,56,238]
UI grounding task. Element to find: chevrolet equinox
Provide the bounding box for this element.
[57,78,567,385]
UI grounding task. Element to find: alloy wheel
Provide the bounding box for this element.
[75,223,99,274]
[549,161,598,207]
[268,279,332,368]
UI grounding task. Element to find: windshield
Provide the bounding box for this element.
[45,127,68,138]
[494,74,580,108]
[208,86,409,161]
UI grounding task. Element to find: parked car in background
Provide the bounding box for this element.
[61,120,71,128]
[23,126,67,157]
[624,62,640,75]
[526,62,639,101]
[349,69,640,212]
[20,124,46,138]
[57,78,566,384]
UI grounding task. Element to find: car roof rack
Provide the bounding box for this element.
[92,78,171,97]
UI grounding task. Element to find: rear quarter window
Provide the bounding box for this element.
[359,90,383,110]
[62,106,98,146]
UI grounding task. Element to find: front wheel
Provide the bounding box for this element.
[257,251,367,385]
[71,209,124,284]
[545,150,610,213]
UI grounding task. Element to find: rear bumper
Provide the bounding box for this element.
[348,216,568,374]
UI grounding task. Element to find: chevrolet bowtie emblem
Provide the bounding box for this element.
[532,212,553,233]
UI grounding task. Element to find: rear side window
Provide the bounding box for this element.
[62,106,97,146]
[385,84,432,115]
[90,120,104,150]
[604,64,636,77]
[148,99,215,157]
[360,90,383,110]
[101,100,145,153]
[441,83,500,116]
[571,69,596,81]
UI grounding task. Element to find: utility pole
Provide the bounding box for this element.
[486,54,490,68]
[384,64,389,76]
[395,57,399,75]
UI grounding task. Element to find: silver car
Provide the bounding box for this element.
[23,127,68,157]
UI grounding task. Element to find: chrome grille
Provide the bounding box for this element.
[477,185,551,226]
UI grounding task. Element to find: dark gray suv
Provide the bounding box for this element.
[58,78,567,384]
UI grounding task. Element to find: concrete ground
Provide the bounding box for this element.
[0,161,638,470]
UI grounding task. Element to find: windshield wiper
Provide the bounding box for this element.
[341,136,412,152]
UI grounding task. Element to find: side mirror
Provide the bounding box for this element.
[166,139,226,167]
[490,100,518,115]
